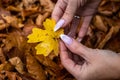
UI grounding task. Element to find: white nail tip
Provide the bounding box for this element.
[60,34,72,45]
[54,19,65,32]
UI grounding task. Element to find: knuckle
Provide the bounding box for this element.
[63,11,73,21]
[71,42,80,52]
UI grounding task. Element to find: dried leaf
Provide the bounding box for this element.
[93,15,108,32]
[35,55,61,73]
[9,57,25,74]
[97,26,120,49]
[0,62,14,71]
[2,71,22,80]
[0,48,6,63]
[2,30,27,61]
[0,0,120,80]
[1,15,24,28]
[98,1,120,16]
[26,53,46,80]
[39,0,54,13]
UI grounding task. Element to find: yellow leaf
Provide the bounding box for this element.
[43,19,55,31]
[53,39,59,56]
[27,19,64,56]
[27,28,46,43]
[35,38,53,56]
[55,29,64,38]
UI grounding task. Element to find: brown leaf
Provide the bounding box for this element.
[97,26,120,49]
[1,71,22,80]
[0,48,6,63]
[39,0,54,13]
[2,30,26,59]
[35,55,61,74]
[0,62,14,71]
[9,57,25,74]
[104,32,120,53]
[98,1,120,16]
[26,53,46,80]
[93,15,108,32]
[1,15,24,28]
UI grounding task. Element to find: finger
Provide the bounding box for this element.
[60,34,93,60]
[52,0,67,22]
[76,0,101,16]
[59,41,81,77]
[61,0,78,27]
[54,0,78,31]
[77,16,93,41]
[68,16,80,38]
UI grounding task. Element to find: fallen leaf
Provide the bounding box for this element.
[26,53,46,80]
[27,19,64,56]
[9,57,25,74]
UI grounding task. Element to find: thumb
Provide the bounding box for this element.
[59,41,82,77]
[60,34,93,60]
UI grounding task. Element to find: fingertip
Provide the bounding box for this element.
[78,16,93,39]
[60,34,92,59]
[60,34,73,45]
[52,0,68,31]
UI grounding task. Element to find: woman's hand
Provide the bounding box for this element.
[60,34,120,80]
[52,0,101,40]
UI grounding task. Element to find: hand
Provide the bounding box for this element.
[52,0,101,40]
[60,34,120,80]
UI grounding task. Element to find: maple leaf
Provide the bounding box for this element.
[27,19,64,56]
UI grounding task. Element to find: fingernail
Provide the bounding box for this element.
[60,34,73,45]
[54,19,65,32]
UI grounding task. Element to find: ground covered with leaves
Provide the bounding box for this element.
[0,0,120,80]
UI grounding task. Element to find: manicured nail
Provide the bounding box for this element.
[60,34,73,45]
[54,19,65,32]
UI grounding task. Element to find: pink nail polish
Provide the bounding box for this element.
[60,34,73,45]
[54,19,65,32]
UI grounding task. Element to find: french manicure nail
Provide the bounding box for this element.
[54,19,65,32]
[60,34,73,45]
